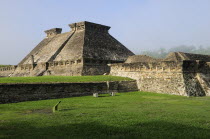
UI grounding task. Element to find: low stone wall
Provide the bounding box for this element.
[0,66,17,77]
[0,80,138,104]
[0,71,14,77]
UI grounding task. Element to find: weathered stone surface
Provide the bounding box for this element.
[0,80,138,104]
[5,21,134,77]
[109,59,210,97]
[0,66,17,77]
[110,92,116,96]
[125,55,161,63]
[164,52,210,62]
[93,93,98,97]
[45,28,62,38]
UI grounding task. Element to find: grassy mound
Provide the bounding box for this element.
[0,75,133,83]
[0,92,210,138]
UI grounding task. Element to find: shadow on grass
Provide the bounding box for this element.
[1,121,210,138]
[59,108,76,111]
[98,95,120,97]
[98,96,107,97]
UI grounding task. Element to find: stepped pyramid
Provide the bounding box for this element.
[11,21,134,76]
[164,52,210,62]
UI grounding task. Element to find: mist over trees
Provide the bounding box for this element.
[139,45,210,58]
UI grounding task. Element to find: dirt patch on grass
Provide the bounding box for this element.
[23,109,52,115]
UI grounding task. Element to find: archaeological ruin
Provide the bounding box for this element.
[109,52,210,97]
[0,21,134,77]
[1,21,210,97]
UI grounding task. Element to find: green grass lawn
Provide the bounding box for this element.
[0,75,133,83]
[0,65,10,67]
[1,92,210,138]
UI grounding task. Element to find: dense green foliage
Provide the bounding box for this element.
[1,92,210,138]
[140,45,210,58]
[0,75,132,83]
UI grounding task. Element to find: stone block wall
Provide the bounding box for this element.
[110,62,186,96]
[82,65,110,75]
[46,60,83,76]
[11,63,46,77]
[2,58,124,77]
[109,60,210,96]
[0,80,138,104]
[82,58,123,75]
[0,66,17,77]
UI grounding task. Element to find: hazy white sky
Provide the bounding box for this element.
[1,0,210,64]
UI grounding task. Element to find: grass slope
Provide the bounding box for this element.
[1,92,210,138]
[0,65,10,67]
[0,75,133,83]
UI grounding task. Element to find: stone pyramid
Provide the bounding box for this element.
[11,21,134,76]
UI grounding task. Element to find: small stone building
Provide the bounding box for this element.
[0,21,134,77]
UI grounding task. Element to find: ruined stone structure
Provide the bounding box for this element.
[109,52,210,97]
[0,21,134,77]
[1,21,210,97]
